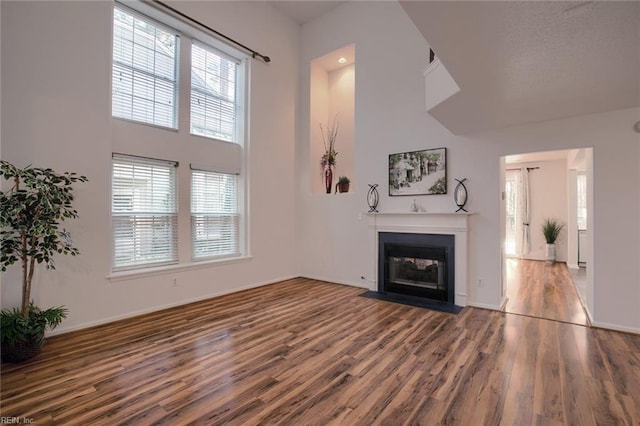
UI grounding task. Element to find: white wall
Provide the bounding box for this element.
[2,1,638,335]
[297,1,640,332]
[310,62,330,194]
[1,1,299,333]
[328,64,355,190]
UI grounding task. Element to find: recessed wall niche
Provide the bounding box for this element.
[310,44,355,194]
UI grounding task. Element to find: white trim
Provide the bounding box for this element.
[299,274,369,290]
[107,255,253,282]
[583,304,594,325]
[500,296,509,311]
[112,116,180,133]
[374,225,466,234]
[49,273,294,336]
[590,321,640,335]
[366,212,475,216]
[466,301,502,311]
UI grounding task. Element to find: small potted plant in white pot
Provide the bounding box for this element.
[542,218,564,263]
[0,160,87,363]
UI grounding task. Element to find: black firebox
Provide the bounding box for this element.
[378,232,455,305]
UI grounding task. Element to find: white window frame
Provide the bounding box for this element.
[112,4,179,129]
[191,168,240,261]
[111,154,179,272]
[190,41,240,143]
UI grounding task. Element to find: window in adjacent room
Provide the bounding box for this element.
[191,168,239,260]
[112,5,178,128]
[504,169,520,257]
[112,154,178,271]
[577,172,587,230]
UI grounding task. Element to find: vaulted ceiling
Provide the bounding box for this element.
[400,1,640,134]
[272,1,640,135]
[270,1,345,26]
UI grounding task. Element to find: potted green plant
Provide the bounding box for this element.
[0,160,87,363]
[542,218,564,263]
[335,176,350,193]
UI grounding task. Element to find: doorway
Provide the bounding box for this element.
[501,148,593,325]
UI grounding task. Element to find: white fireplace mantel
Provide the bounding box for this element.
[366,211,472,307]
[366,212,472,234]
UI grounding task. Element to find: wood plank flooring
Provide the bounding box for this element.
[2,277,639,425]
[505,259,589,326]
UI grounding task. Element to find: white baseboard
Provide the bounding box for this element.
[499,296,509,311]
[454,293,467,307]
[298,274,371,290]
[572,289,592,324]
[48,274,298,336]
[50,274,638,337]
[590,321,640,335]
[583,305,594,325]
[465,301,502,311]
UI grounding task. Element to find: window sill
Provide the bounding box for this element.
[107,255,252,282]
[112,116,179,133]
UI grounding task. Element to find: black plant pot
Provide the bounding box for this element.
[1,334,43,363]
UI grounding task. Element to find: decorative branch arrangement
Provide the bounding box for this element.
[320,116,339,171]
[320,116,339,194]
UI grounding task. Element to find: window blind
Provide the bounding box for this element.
[112,5,178,128]
[191,169,239,259]
[112,154,178,271]
[190,42,238,142]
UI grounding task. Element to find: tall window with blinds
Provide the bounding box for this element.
[112,5,178,128]
[191,169,239,260]
[191,43,238,142]
[112,155,178,271]
[110,3,247,273]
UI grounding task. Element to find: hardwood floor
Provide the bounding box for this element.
[505,259,589,326]
[2,277,639,425]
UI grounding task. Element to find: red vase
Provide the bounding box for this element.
[324,166,333,194]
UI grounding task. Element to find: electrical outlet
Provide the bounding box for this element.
[172,278,178,287]
[477,279,484,288]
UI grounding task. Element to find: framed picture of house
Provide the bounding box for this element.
[389,148,447,196]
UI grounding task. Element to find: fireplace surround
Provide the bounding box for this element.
[366,212,471,308]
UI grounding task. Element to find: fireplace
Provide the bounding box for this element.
[365,212,469,309]
[378,232,455,305]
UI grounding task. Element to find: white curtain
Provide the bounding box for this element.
[519,168,531,257]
